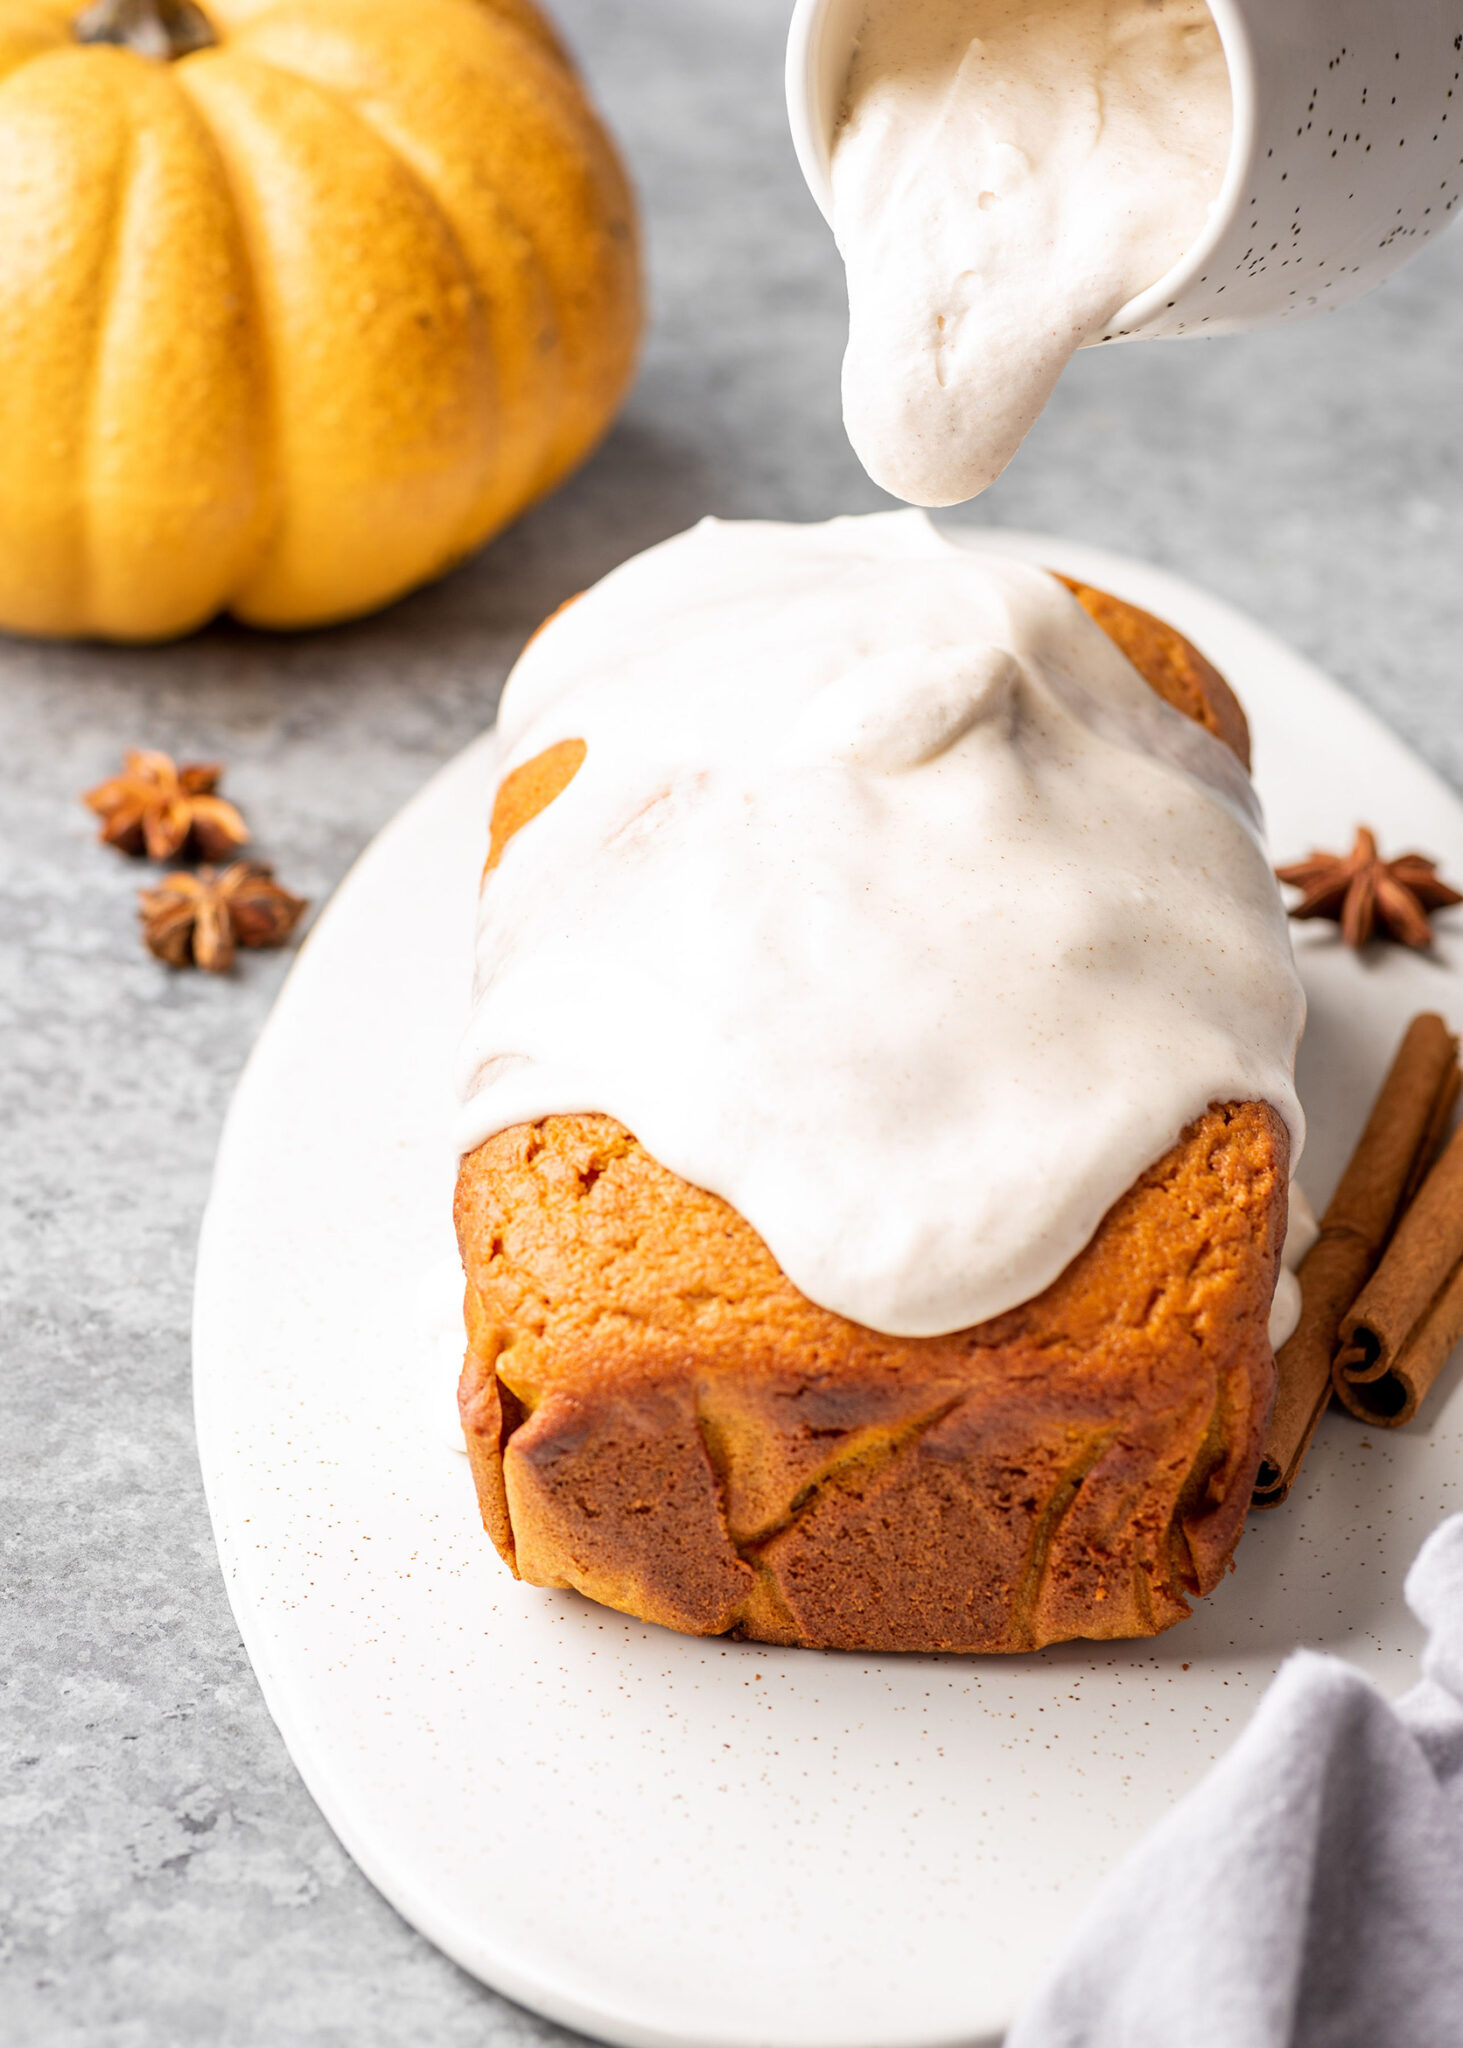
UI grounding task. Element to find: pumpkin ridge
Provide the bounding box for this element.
[223,1,637,500]
[222,39,503,494]
[214,6,593,558]
[235,36,566,559]
[73,86,137,636]
[87,57,273,635]
[169,55,286,605]
[176,43,493,624]
[437,14,641,471]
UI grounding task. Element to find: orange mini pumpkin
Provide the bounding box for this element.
[0,0,642,639]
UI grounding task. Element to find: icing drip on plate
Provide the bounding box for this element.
[457,511,1303,1339]
[1270,1183,1320,1351]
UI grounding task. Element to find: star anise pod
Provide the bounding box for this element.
[138,862,307,973]
[83,748,249,862]
[1276,826,1463,950]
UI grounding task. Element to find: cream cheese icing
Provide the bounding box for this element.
[1269,1183,1319,1352]
[831,0,1232,505]
[456,511,1304,1339]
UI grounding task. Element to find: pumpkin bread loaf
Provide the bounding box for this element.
[455,584,1289,1653]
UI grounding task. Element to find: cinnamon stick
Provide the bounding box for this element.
[1400,1060,1462,1213]
[1252,1012,1460,1507]
[1333,1120,1463,1426]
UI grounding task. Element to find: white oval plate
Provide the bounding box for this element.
[194,533,1463,2048]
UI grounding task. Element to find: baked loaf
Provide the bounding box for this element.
[456,583,1289,1653]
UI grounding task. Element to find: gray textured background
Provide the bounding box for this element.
[3,2,1461,2042]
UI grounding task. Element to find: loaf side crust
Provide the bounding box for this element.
[456,1102,1288,1650]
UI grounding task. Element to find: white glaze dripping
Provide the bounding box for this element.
[457,512,1303,1339]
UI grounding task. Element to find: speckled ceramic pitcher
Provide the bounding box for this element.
[787,0,1463,343]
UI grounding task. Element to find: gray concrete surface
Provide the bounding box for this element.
[3,2,1461,2042]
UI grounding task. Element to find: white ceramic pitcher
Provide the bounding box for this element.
[787,0,1463,344]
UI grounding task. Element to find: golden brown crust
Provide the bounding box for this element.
[1055,576,1251,769]
[456,1103,1288,1650]
[455,580,1280,1650]
[484,736,586,877]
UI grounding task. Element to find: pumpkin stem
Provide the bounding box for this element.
[73,0,217,60]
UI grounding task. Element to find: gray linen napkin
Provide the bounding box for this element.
[1007,1516,1463,2048]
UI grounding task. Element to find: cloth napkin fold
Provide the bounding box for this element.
[1007,1516,1463,2048]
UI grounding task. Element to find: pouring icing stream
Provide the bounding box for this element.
[831,0,1232,505]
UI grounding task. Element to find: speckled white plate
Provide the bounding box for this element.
[194,533,1463,2048]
